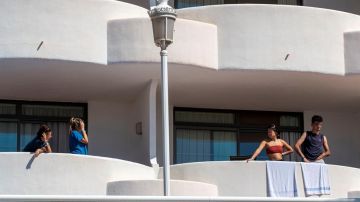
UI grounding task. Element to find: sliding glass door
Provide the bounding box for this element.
[0,101,87,153]
[175,128,237,163]
[175,0,302,8]
[174,107,303,164]
[0,122,17,152]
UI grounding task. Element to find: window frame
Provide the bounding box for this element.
[174,0,303,9]
[173,107,304,164]
[0,99,88,152]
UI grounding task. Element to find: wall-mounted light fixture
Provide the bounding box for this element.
[136,122,142,135]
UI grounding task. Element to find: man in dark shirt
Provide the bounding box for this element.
[295,115,331,163]
[23,125,52,157]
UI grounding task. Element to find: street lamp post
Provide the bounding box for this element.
[148,0,176,197]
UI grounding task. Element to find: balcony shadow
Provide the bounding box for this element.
[26,155,36,169]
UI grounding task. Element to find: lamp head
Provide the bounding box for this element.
[148,0,176,50]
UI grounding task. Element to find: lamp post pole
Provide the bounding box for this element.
[160,48,170,196]
[148,0,176,196]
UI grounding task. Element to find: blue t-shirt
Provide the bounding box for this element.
[69,130,88,155]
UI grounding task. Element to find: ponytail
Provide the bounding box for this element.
[70,117,83,131]
[268,124,280,138]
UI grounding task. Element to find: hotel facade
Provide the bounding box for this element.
[1,0,360,200]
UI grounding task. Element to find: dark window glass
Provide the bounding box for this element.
[175,0,301,8]
[0,103,16,115]
[176,129,211,163]
[22,105,84,117]
[174,107,303,163]
[0,122,17,152]
[213,131,237,160]
[239,142,267,160]
[225,0,277,3]
[175,111,235,124]
[175,128,237,163]
[0,101,87,153]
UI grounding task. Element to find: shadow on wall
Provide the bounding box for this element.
[26,155,36,169]
[106,179,219,196]
[0,153,156,195]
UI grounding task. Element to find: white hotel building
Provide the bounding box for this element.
[1,0,360,201]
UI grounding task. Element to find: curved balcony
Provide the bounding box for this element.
[1,153,360,199]
[0,0,147,64]
[0,153,156,195]
[167,161,360,198]
[176,4,360,75]
[2,1,360,75]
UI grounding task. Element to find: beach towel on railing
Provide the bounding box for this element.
[266,161,298,197]
[301,162,330,196]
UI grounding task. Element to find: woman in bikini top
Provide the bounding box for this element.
[247,124,294,161]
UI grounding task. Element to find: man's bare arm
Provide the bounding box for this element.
[295,132,309,162]
[316,136,331,160]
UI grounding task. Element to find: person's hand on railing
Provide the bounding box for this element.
[246,157,254,163]
[34,148,44,157]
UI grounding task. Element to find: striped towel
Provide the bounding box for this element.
[301,162,330,196]
[266,161,298,197]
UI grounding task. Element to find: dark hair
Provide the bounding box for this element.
[36,124,51,139]
[311,115,323,124]
[268,124,280,138]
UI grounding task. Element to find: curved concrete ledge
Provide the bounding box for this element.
[2,2,360,76]
[345,31,360,75]
[0,153,156,195]
[2,153,360,197]
[0,196,357,202]
[177,5,360,75]
[348,191,360,198]
[108,18,218,69]
[0,0,147,64]
[167,161,360,198]
[107,179,218,196]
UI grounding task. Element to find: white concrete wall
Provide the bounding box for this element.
[168,161,360,198]
[148,80,158,162]
[0,0,147,64]
[107,179,218,196]
[123,0,360,14]
[0,196,359,202]
[0,153,155,195]
[120,0,175,8]
[2,1,360,75]
[88,100,142,162]
[303,111,360,168]
[155,103,174,166]
[156,94,164,166]
[344,31,360,75]
[88,81,157,165]
[2,153,359,197]
[177,5,360,75]
[133,84,151,164]
[120,0,149,8]
[108,18,218,69]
